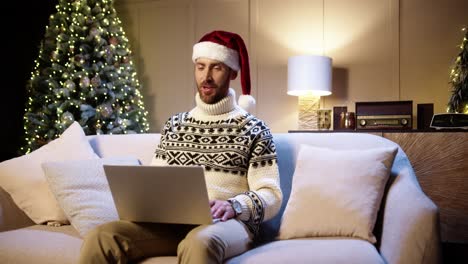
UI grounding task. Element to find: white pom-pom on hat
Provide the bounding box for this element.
[238,94,256,113]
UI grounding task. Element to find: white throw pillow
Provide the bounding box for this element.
[42,157,141,237]
[278,144,398,243]
[0,122,99,224]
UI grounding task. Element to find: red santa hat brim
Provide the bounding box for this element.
[192,41,240,71]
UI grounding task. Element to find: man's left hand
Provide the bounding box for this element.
[209,200,235,222]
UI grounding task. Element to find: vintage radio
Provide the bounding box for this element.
[355,101,413,130]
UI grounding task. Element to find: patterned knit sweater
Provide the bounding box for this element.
[151,88,282,235]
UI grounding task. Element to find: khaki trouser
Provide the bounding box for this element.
[79,219,253,264]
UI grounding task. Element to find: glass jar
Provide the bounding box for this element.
[344,112,356,129]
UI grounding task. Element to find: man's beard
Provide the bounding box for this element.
[197,76,230,104]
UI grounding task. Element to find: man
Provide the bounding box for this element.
[80,30,282,264]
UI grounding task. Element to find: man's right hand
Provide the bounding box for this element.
[209,199,235,222]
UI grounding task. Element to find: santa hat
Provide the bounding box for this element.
[192,30,255,112]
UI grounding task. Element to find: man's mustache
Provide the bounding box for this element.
[201,82,217,88]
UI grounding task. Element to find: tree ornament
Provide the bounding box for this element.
[116,118,130,128]
[80,76,90,88]
[122,119,132,127]
[74,54,85,66]
[97,104,113,118]
[92,4,102,15]
[60,111,75,126]
[85,15,93,24]
[91,75,101,87]
[116,117,123,125]
[72,0,81,11]
[109,36,118,45]
[89,27,100,37]
[51,51,59,61]
[116,48,128,56]
[104,46,112,57]
[64,80,76,91]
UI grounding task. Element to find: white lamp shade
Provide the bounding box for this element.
[287,55,332,96]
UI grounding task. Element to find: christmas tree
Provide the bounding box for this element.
[447,27,468,113]
[22,0,150,154]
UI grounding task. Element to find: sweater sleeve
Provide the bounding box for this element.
[150,118,171,166]
[233,129,283,235]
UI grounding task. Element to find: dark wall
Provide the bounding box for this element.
[1,2,57,161]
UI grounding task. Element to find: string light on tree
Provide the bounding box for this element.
[21,0,150,154]
[447,27,468,113]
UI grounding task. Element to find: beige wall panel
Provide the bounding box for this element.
[117,1,194,132]
[256,0,397,131]
[256,0,323,131]
[192,0,251,105]
[400,0,468,116]
[322,0,398,113]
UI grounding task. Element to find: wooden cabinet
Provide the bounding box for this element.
[382,132,468,243]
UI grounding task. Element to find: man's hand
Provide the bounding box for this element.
[210,200,235,222]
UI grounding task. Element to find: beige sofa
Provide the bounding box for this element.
[0,132,441,263]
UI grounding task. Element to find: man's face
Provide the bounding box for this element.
[195,57,237,104]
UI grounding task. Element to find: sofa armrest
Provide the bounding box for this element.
[379,154,442,264]
[0,186,33,232]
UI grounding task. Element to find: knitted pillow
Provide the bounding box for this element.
[42,157,141,237]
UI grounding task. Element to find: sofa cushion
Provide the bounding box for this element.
[0,225,81,264]
[87,134,159,165]
[226,239,384,264]
[278,144,397,243]
[0,121,99,224]
[0,186,34,231]
[42,157,141,237]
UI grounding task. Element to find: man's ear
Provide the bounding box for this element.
[230,70,238,80]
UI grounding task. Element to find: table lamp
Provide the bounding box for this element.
[288,55,332,130]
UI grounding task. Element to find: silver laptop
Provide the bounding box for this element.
[103,165,217,225]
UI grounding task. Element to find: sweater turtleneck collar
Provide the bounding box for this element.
[189,88,247,121]
[192,88,242,117]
